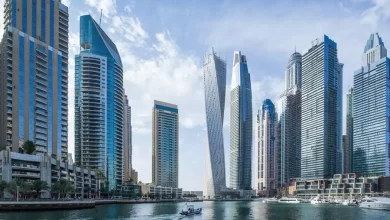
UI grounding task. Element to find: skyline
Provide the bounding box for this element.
[0,0,389,191]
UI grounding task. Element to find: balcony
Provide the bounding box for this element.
[12,164,40,172]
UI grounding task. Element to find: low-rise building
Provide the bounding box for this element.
[295,173,382,198]
[141,184,182,199]
[0,149,97,198]
[183,191,203,200]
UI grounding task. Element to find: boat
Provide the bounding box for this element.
[342,199,358,206]
[179,205,202,216]
[278,197,301,204]
[359,197,390,210]
[263,198,279,204]
[311,196,324,205]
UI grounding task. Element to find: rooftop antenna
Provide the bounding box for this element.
[100,9,103,26]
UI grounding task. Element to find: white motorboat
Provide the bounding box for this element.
[263,198,279,204]
[342,199,358,206]
[278,197,301,204]
[359,197,390,210]
[311,196,323,205]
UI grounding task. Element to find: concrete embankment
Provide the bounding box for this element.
[0,200,95,211]
[95,199,186,205]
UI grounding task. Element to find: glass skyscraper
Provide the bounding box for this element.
[123,94,132,182]
[230,51,252,190]
[152,100,179,188]
[301,35,341,179]
[0,0,69,161]
[279,52,302,186]
[344,88,353,173]
[255,99,278,195]
[75,15,124,189]
[353,33,390,176]
[203,48,227,199]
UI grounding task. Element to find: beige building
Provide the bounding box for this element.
[131,169,138,184]
[123,94,132,182]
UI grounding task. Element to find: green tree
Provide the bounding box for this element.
[0,181,8,198]
[31,180,50,198]
[51,179,74,198]
[7,178,29,198]
[22,140,36,154]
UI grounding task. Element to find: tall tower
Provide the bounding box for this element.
[123,94,132,182]
[344,88,353,173]
[74,15,124,190]
[255,99,278,196]
[353,33,390,176]
[152,100,179,188]
[301,35,340,179]
[203,48,227,199]
[0,0,69,161]
[279,52,302,186]
[230,51,252,190]
[336,63,344,174]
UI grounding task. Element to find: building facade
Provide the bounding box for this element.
[345,88,353,173]
[141,184,182,199]
[0,149,97,198]
[353,33,390,176]
[123,94,132,182]
[279,52,302,186]
[152,101,179,188]
[131,168,138,184]
[295,173,382,197]
[74,15,124,190]
[255,99,278,195]
[203,48,227,199]
[301,35,341,179]
[336,63,344,174]
[0,0,69,161]
[230,51,252,190]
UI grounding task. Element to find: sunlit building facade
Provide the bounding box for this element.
[0,0,69,161]
[353,33,390,176]
[74,15,124,190]
[203,48,227,199]
[230,51,252,190]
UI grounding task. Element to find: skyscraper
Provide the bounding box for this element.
[74,15,124,189]
[230,51,252,190]
[152,100,179,188]
[203,48,227,199]
[345,88,353,173]
[353,33,390,176]
[123,94,132,182]
[336,63,344,174]
[0,0,69,161]
[255,99,278,195]
[301,35,340,179]
[279,52,302,186]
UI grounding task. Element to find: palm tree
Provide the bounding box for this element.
[22,140,36,154]
[0,181,8,199]
[31,180,50,198]
[51,179,74,199]
[7,178,26,198]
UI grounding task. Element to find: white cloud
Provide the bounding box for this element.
[85,0,117,17]
[61,0,71,7]
[360,0,390,27]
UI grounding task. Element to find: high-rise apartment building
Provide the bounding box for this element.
[353,33,390,176]
[255,99,278,195]
[344,88,353,173]
[152,101,179,188]
[0,0,69,161]
[74,15,124,189]
[230,51,252,190]
[301,35,341,179]
[123,94,132,182]
[279,52,302,186]
[336,63,344,174]
[203,48,227,199]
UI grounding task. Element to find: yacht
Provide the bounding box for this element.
[342,199,358,206]
[263,198,279,204]
[278,197,301,204]
[359,197,390,210]
[311,196,323,205]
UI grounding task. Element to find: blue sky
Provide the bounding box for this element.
[2,0,390,191]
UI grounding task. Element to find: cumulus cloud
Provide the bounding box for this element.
[85,0,117,17]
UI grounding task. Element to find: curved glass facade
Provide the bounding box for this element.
[203,49,227,199]
[75,15,123,190]
[230,51,252,190]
